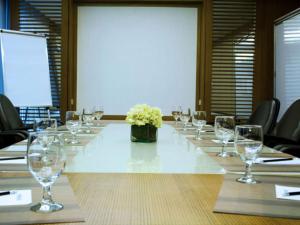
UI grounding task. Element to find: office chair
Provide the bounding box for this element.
[264,99,300,155]
[0,94,29,149]
[248,98,280,135]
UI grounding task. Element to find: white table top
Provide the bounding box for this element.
[64,123,225,174]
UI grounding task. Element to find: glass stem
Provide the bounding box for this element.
[42,185,53,204]
[197,129,201,139]
[221,143,225,154]
[72,133,76,142]
[244,163,253,179]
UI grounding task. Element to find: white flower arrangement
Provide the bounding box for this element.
[126,104,163,128]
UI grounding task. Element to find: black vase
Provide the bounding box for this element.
[131,124,157,142]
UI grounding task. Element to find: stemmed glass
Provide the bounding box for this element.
[34,118,57,132]
[93,106,104,121]
[27,132,66,213]
[192,111,207,140]
[215,116,235,157]
[179,109,191,131]
[171,106,182,127]
[234,125,263,184]
[82,108,95,133]
[65,111,82,144]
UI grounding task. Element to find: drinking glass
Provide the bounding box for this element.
[27,132,66,213]
[34,118,57,132]
[192,111,207,140]
[82,108,95,133]
[179,109,191,131]
[93,106,104,121]
[65,111,82,144]
[215,116,235,157]
[235,125,263,184]
[171,106,182,127]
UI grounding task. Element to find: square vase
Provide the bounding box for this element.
[131,124,157,142]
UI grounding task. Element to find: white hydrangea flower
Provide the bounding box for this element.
[126,104,163,128]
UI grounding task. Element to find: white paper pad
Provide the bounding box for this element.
[212,139,234,144]
[275,185,300,201]
[0,157,27,164]
[0,190,32,206]
[5,145,27,152]
[255,158,300,165]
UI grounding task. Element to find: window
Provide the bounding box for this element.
[275,10,300,119]
[211,0,256,119]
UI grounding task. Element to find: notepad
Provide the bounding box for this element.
[5,145,27,152]
[0,157,27,164]
[255,158,300,165]
[275,185,300,201]
[0,190,32,206]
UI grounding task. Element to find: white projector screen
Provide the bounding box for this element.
[275,11,300,119]
[0,30,52,107]
[77,6,197,115]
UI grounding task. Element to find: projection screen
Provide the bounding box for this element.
[77,6,198,115]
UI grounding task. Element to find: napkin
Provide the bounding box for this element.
[0,190,32,206]
[0,157,27,164]
[275,185,300,201]
[255,158,300,165]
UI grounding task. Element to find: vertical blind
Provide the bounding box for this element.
[275,11,300,119]
[15,0,62,123]
[211,0,256,118]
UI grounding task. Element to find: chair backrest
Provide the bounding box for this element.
[273,99,300,142]
[0,94,24,131]
[248,98,280,135]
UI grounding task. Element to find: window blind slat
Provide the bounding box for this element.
[211,0,256,118]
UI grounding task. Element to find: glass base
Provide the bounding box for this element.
[69,139,80,144]
[216,151,236,158]
[236,176,261,184]
[194,136,202,141]
[30,201,64,213]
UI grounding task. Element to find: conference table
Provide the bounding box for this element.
[1,121,300,225]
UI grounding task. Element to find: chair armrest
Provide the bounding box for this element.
[264,135,299,147]
[274,144,300,158]
[0,130,28,149]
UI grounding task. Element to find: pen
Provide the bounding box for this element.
[0,156,25,161]
[0,191,11,196]
[287,191,300,196]
[262,158,293,163]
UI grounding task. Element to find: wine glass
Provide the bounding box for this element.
[192,111,207,140]
[171,106,182,127]
[65,111,82,144]
[27,132,66,213]
[215,116,235,157]
[93,106,104,121]
[82,108,95,133]
[235,125,263,184]
[179,108,191,131]
[34,118,57,132]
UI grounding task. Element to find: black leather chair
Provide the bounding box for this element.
[0,94,29,149]
[264,99,300,156]
[248,98,280,135]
